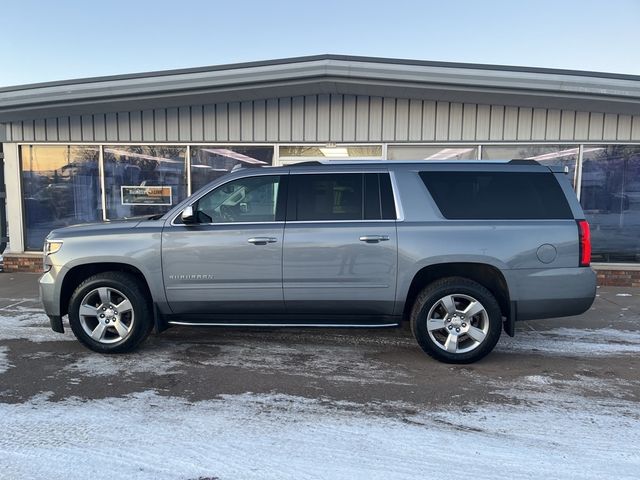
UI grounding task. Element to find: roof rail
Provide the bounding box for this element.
[288,161,324,166]
[509,159,540,165]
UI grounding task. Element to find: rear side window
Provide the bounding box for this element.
[419,171,573,220]
[288,173,396,221]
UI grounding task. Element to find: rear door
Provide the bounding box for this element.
[283,170,398,315]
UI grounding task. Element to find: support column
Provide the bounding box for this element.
[4,143,25,253]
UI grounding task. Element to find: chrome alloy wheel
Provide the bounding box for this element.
[426,294,489,354]
[78,287,135,344]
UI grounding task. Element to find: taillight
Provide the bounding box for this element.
[577,220,591,267]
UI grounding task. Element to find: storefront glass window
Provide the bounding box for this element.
[190,146,274,192]
[580,145,640,263]
[279,145,382,164]
[388,146,478,161]
[481,145,578,187]
[20,145,101,250]
[103,146,187,219]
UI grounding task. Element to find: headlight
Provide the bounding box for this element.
[44,241,63,255]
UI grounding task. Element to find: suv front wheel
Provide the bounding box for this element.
[68,272,153,353]
[410,277,502,363]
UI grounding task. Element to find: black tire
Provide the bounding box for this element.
[68,272,153,353]
[410,277,502,364]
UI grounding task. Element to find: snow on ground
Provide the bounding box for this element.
[496,327,640,356]
[174,341,412,384]
[0,388,638,480]
[0,310,74,342]
[63,348,185,377]
[59,339,411,384]
[0,346,10,374]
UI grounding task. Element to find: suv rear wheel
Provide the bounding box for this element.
[410,277,502,363]
[68,272,153,353]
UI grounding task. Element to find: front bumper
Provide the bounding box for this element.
[39,270,59,316]
[39,268,66,332]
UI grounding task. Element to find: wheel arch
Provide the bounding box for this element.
[59,262,153,318]
[402,262,512,334]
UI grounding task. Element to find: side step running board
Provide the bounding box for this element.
[167,321,400,328]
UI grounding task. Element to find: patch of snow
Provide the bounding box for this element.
[616,293,633,297]
[0,311,74,342]
[62,340,411,384]
[498,328,640,356]
[8,305,47,313]
[489,373,637,404]
[177,341,412,385]
[0,346,11,374]
[63,349,184,377]
[521,375,553,386]
[1,390,639,480]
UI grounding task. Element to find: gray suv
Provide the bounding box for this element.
[39,160,596,363]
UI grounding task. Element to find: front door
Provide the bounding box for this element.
[162,174,286,315]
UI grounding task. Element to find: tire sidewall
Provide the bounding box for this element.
[411,279,502,364]
[68,273,151,353]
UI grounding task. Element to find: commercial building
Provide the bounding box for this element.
[1,55,639,284]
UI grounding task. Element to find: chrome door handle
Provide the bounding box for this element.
[359,235,390,243]
[247,237,278,245]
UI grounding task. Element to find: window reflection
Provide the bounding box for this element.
[388,146,477,161]
[580,146,640,263]
[190,146,273,192]
[481,145,579,187]
[20,145,101,250]
[16,142,640,263]
[103,146,187,219]
[279,145,383,161]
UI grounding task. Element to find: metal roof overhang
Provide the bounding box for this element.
[1,55,639,122]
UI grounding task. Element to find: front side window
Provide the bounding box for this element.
[195,175,281,223]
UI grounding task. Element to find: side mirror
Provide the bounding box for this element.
[181,205,196,224]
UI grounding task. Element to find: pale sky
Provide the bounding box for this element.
[1,0,638,87]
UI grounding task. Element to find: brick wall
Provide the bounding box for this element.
[594,268,640,287]
[2,253,43,273]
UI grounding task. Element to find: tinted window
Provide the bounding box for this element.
[364,174,380,220]
[195,175,281,223]
[363,173,396,220]
[380,174,396,220]
[292,173,363,221]
[420,171,572,220]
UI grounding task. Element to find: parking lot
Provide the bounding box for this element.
[1,272,639,479]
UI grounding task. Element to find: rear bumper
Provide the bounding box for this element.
[507,267,597,321]
[516,295,595,321]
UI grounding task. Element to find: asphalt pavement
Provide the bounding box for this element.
[1,271,639,479]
